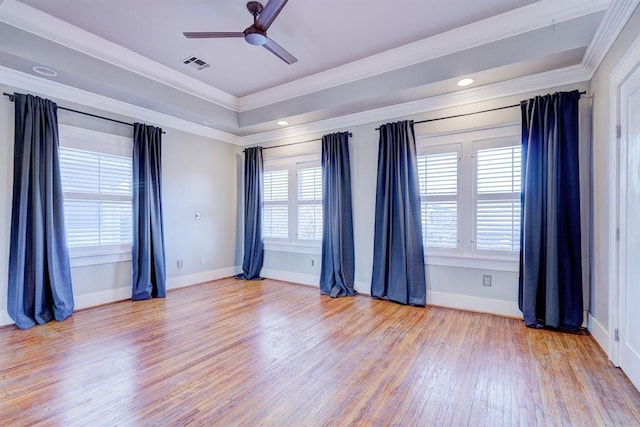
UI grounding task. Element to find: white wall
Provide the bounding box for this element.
[0,83,241,326]
[260,82,591,318]
[590,5,640,343]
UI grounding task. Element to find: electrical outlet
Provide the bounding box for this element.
[482,274,492,287]
[201,256,206,265]
[177,259,184,269]
[309,259,315,267]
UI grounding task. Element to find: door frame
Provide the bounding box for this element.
[609,33,640,366]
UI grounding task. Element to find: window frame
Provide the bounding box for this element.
[472,135,522,256]
[262,154,322,254]
[417,142,463,257]
[416,124,520,271]
[58,124,133,267]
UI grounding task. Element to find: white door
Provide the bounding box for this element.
[619,63,640,391]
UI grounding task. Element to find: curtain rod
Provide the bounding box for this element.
[3,92,166,134]
[244,132,353,152]
[374,90,588,131]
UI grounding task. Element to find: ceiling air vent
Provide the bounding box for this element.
[182,56,210,71]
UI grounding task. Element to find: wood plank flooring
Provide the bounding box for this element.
[1,278,639,426]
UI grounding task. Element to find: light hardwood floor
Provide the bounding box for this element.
[1,278,639,426]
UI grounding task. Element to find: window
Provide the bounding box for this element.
[418,146,460,250]
[263,169,289,239]
[474,142,521,252]
[58,125,133,263]
[263,155,322,250]
[417,125,520,262]
[297,164,322,241]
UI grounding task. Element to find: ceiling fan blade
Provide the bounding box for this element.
[263,37,297,64]
[256,0,288,30]
[183,32,244,39]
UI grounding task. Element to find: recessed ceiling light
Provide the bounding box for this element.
[277,120,289,126]
[32,66,58,77]
[457,78,474,87]
[202,119,216,125]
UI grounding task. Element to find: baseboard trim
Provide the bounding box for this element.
[166,267,239,290]
[427,290,522,318]
[0,266,240,328]
[260,268,319,287]
[75,287,131,310]
[354,281,370,295]
[588,312,610,356]
[0,309,12,327]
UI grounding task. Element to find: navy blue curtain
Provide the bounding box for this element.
[236,146,264,280]
[7,93,74,329]
[519,90,583,330]
[320,132,356,297]
[132,123,166,300]
[371,120,426,306]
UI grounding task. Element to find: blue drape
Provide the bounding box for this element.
[132,123,166,300]
[519,90,583,330]
[371,120,426,306]
[320,132,356,297]
[7,93,74,329]
[236,146,264,280]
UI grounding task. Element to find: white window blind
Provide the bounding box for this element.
[418,150,459,249]
[297,165,322,241]
[59,147,132,248]
[475,144,521,252]
[263,169,289,239]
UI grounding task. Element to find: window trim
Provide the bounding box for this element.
[58,125,133,267]
[416,124,521,271]
[262,153,322,251]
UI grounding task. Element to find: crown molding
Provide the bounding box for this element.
[0,0,239,112]
[1,0,610,116]
[0,65,242,145]
[239,64,591,146]
[582,0,640,77]
[238,0,610,111]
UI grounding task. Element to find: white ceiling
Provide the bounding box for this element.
[18,0,540,96]
[0,0,630,142]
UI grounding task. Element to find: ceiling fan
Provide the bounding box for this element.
[183,0,297,65]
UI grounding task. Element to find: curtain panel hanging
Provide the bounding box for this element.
[236,146,264,280]
[7,93,74,329]
[519,90,583,330]
[320,131,356,297]
[132,123,167,300]
[371,120,426,306]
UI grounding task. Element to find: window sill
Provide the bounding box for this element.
[424,254,518,272]
[69,250,132,267]
[264,241,321,255]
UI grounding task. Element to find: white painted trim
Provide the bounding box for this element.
[240,65,591,145]
[607,30,640,367]
[426,255,519,272]
[588,312,611,359]
[75,286,131,310]
[0,0,610,114]
[0,65,241,145]
[166,267,238,290]
[354,281,370,295]
[0,309,12,327]
[260,271,372,295]
[0,0,238,111]
[261,268,319,287]
[264,243,321,255]
[427,290,522,318]
[582,0,640,77]
[259,271,520,318]
[260,270,370,295]
[239,0,610,110]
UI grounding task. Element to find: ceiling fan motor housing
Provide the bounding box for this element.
[244,26,267,46]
